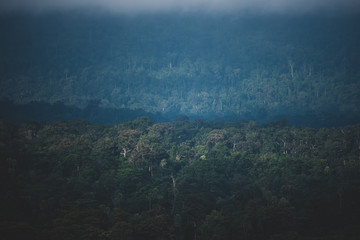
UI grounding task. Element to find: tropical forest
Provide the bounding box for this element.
[1,3,360,240]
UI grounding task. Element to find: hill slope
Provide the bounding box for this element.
[0,12,360,124]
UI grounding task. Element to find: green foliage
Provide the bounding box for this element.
[1,13,360,126]
[1,118,360,239]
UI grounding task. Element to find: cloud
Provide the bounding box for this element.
[0,0,359,14]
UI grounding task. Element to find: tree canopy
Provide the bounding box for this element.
[1,117,360,239]
[0,12,359,126]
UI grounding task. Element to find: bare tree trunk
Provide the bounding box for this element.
[288,59,294,79]
[171,173,177,215]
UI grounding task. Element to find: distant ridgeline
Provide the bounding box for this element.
[1,99,359,128]
[0,12,360,127]
[0,99,166,124]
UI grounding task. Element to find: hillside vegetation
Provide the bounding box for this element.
[1,117,360,239]
[0,12,360,124]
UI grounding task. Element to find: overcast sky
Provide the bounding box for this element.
[0,0,359,14]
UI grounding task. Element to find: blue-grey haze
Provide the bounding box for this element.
[0,0,359,14]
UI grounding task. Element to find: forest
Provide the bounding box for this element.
[0,12,360,126]
[1,8,360,240]
[1,117,360,239]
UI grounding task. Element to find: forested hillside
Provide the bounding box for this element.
[1,9,360,240]
[1,117,360,239]
[0,99,166,124]
[1,12,360,125]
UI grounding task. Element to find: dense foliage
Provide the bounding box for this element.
[0,99,166,124]
[1,12,360,125]
[1,117,360,239]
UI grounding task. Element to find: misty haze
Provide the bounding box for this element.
[1,1,360,240]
